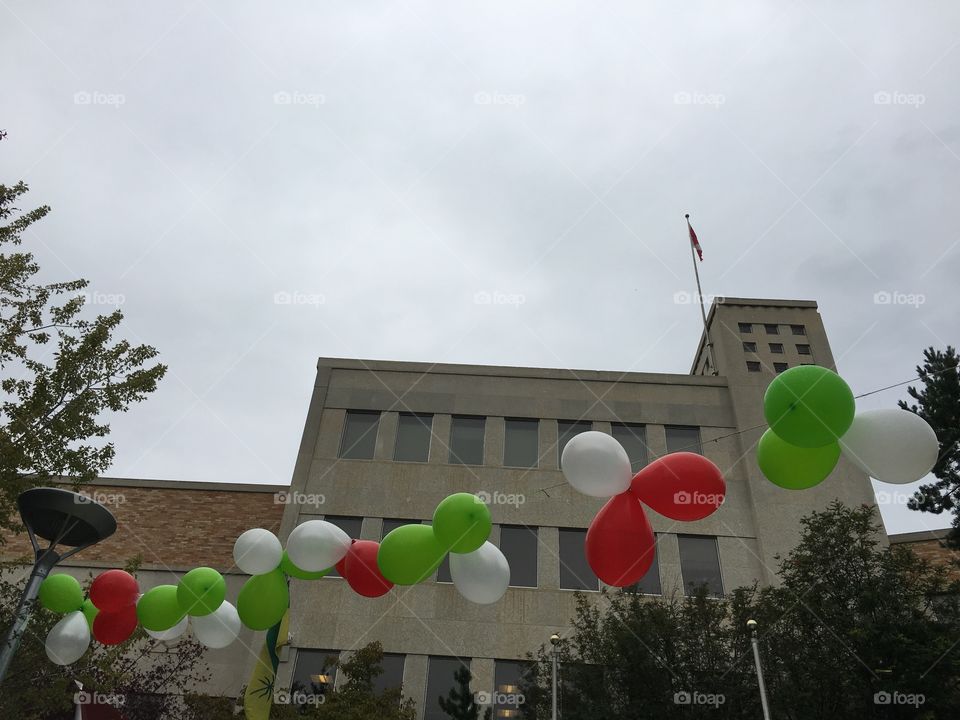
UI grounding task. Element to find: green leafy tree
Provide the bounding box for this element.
[899,346,960,545]
[438,664,491,720]
[0,132,166,535]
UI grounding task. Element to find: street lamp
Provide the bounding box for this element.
[0,487,116,684]
[746,619,772,720]
[549,633,560,720]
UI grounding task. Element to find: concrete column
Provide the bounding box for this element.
[430,415,452,464]
[376,412,399,460]
[404,654,429,720]
[537,526,560,589]
[485,416,504,466]
[593,421,612,435]
[316,408,345,459]
[540,420,559,470]
[645,424,668,460]
[471,657,495,707]
[362,517,382,541]
[656,533,684,596]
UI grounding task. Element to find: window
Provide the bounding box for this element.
[678,535,723,596]
[394,413,432,462]
[742,341,757,352]
[436,554,452,583]
[790,324,806,336]
[425,657,469,720]
[769,343,783,354]
[374,653,406,694]
[746,361,761,372]
[610,423,648,472]
[499,525,538,588]
[773,362,788,373]
[493,660,532,718]
[381,518,410,539]
[323,516,363,578]
[665,425,702,455]
[449,416,485,465]
[558,528,599,591]
[624,537,661,595]
[557,420,592,460]
[504,418,539,468]
[339,411,380,459]
[764,324,779,334]
[797,344,811,355]
[738,322,752,333]
[292,649,339,697]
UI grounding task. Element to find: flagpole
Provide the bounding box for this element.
[686,214,717,376]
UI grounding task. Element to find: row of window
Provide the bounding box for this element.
[340,412,703,468]
[742,341,811,355]
[746,361,816,374]
[738,322,806,336]
[317,515,724,596]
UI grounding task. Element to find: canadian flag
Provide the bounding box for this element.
[686,215,703,261]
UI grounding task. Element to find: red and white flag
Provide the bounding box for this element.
[686,215,703,261]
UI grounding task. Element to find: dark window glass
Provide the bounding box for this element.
[665,425,702,455]
[558,528,599,590]
[611,423,648,473]
[394,413,432,462]
[493,660,532,716]
[557,420,591,461]
[292,649,339,697]
[678,535,723,596]
[624,536,661,595]
[742,341,757,352]
[773,362,788,373]
[436,555,452,583]
[797,344,811,355]
[339,411,380,459]
[764,324,779,335]
[738,322,752,333]
[381,518,410,539]
[746,361,762,372]
[425,657,469,720]
[374,653,406,694]
[500,525,538,588]
[769,343,783,354]
[449,416,485,465]
[504,418,539,468]
[790,324,806,336]
[324,516,363,578]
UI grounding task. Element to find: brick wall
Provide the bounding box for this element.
[891,532,960,582]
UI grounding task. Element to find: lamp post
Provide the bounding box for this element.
[0,487,116,684]
[549,633,560,720]
[747,619,772,720]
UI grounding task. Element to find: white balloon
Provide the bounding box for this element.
[560,431,632,497]
[145,614,189,641]
[450,541,510,604]
[839,409,939,485]
[45,611,90,665]
[234,528,283,575]
[192,601,241,649]
[286,520,351,572]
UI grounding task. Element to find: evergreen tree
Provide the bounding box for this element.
[439,664,491,720]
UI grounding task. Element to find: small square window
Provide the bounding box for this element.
[742,341,757,352]
[738,322,752,333]
[746,361,761,372]
[790,324,806,336]
[764,324,779,335]
[773,362,788,373]
[769,343,783,354]
[797,344,811,355]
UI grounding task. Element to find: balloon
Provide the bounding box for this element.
[839,409,940,484]
[449,541,510,604]
[89,569,139,613]
[286,520,352,572]
[38,574,83,613]
[340,540,394,598]
[45,611,91,665]
[192,600,241,649]
[145,614,189,641]
[81,598,99,629]
[432,494,492,554]
[560,431,632,497]
[237,568,289,630]
[764,365,855,448]
[757,429,840,489]
[234,528,283,575]
[280,550,329,580]
[93,604,138,645]
[177,567,226,617]
[137,585,185,632]
[377,524,446,585]
[630,452,725,520]
[585,493,655,587]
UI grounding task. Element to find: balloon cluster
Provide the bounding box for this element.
[561,432,726,587]
[757,366,939,489]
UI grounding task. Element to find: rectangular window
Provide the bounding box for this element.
[678,535,723,596]
[624,537,661,595]
[500,525,538,588]
[504,418,539,468]
[381,518,410,540]
[373,653,406,695]
[797,344,811,355]
[449,416,486,465]
[790,324,806,335]
[769,343,783,354]
[339,411,380,459]
[746,361,762,372]
[425,657,470,720]
[323,516,363,578]
[558,528,599,591]
[292,649,339,697]
[764,323,779,334]
[665,425,702,455]
[493,660,532,717]
[738,322,752,333]
[742,341,757,352]
[773,362,788,373]
[394,413,432,462]
[557,420,592,461]
[611,423,648,473]
[436,554,452,583]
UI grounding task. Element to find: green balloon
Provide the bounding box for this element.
[763,365,855,448]
[81,598,99,629]
[237,568,289,630]
[177,567,226,617]
[137,585,185,631]
[432,493,492,554]
[757,429,840,490]
[280,550,329,580]
[38,574,83,613]
[377,524,447,585]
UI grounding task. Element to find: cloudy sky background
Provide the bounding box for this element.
[3,1,958,534]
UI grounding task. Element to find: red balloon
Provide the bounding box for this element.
[92,604,138,645]
[585,493,655,587]
[630,452,725,521]
[89,570,139,612]
[341,540,394,598]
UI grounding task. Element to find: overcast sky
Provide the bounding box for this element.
[3,1,958,535]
